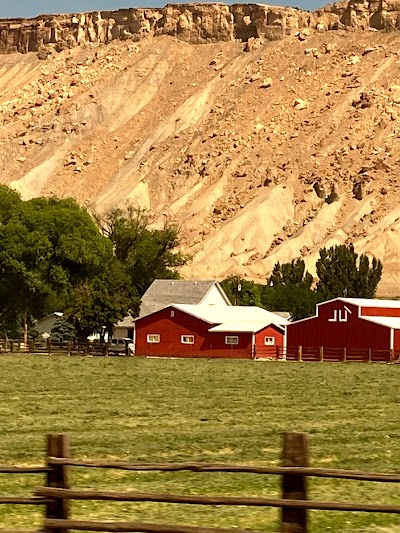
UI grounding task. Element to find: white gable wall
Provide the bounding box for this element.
[201,285,230,306]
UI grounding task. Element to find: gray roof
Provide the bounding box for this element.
[139,280,229,317]
[115,316,135,328]
[272,311,291,320]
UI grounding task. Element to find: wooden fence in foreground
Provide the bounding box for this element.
[3,433,400,533]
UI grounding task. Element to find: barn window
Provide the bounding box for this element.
[225,335,239,345]
[170,310,175,317]
[147,334,160,343]
[265,337,275,346]
[181,335,194,344]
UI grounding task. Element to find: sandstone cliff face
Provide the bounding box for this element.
[3,3,400,295]
[0,0,398,56]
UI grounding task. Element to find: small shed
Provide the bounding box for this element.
[135,304,288,359]
[35,312,64,338]
[113,315,135,340]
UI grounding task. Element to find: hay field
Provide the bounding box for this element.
[1,356,400,532]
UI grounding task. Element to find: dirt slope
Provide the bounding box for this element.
[2,6,400,294]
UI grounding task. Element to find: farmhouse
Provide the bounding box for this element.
[287,297,400,360]
[135,304,288,359]
[139,279,231,317]
[114,280,230,340]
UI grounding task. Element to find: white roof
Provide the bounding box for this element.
[340,298,400,309]
[362,316,400,329]
[172,304,289,327]
[209,320,285,333]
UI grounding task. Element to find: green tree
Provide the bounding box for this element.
[0,189,119,341]
[97,206,188,296]
[316,244,383,299]
[267,259,318,320]
[66,258,139,341]
[50,318,76,343]
[221,276,262,306]
[269,258,313,289]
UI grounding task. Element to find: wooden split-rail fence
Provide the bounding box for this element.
[2,339,400,363]
[0,339,130,357]
[3,433,400,533]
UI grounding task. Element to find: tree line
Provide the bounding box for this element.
[221,245,383,320]
[0,185,383,340]
[0,186,186,341]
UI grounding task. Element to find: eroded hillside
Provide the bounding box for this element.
[2,3,400,294]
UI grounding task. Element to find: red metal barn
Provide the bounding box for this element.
[134,304,288,359]
[286,298,400,361]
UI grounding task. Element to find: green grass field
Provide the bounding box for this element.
[1,357,400,532]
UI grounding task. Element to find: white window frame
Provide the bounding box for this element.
[225,335,239,345]
[181,335,194,345]
[147,334,160,344]
[264,336,275,346]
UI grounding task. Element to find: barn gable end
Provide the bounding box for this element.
[287,298,395,354]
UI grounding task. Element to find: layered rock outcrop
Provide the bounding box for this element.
[0,0,399,56]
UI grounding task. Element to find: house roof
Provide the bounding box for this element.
[362,316,400,329]
[338,298,400,309]
[115,316,135,328]
[139,279,230,317]
[36,312,63,323]
[172,303,289,327]
[209,320,285,333]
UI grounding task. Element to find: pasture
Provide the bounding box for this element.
[1,357,400,532]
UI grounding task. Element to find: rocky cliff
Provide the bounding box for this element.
[1,1,400,57]
[2,3,400,294]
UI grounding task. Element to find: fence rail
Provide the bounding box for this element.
[256,345,400,363]
[0,339,130,356]
[2,339,399,363]
[3,433,400,532]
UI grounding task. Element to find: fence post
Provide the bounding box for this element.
[343,347,347,363]
[45,434,70,533]
[390,349,394,363]
[47,338,52,356]
[368,347,372,363]
[319,346,323,362]
[28,340,34,354]
[298,346,302,362]
[67,341,71,357]
[10,340,13,353]
[281,432,309,533]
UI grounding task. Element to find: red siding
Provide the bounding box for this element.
[394,330,400,351]
[135,307,253,359]
[361,307,400,317]
[287,300,391,351]
[254,325,285,359]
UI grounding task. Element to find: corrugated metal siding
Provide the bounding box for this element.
[287,300,390,350]
[361,307,400,317]
[135,307,253,358]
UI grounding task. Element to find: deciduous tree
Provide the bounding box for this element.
[316,244,382,299]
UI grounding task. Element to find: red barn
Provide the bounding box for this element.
[134,304,288,359]
[286,298,400,361]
